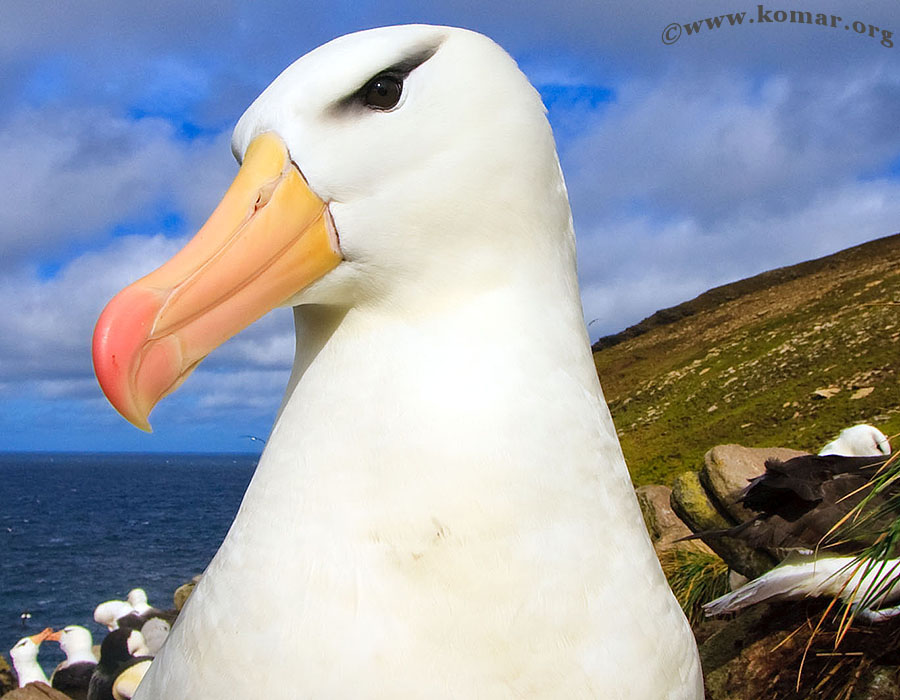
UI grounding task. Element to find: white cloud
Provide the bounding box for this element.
[578,178,900,337]
[192,369,290,413]
[0,106,235,264]
[0,231,295,422]
[0,234,183,383]
[563,68,900,229]
[548,63,900,338]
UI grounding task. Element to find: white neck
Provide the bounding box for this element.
[14,656,48,687]
[141,275,700,697]
[64,647,98,666]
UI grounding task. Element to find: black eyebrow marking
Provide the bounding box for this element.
[328,42,441,114]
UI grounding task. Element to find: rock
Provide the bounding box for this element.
[863,667,900,699]
[728,570,748,590]
[699,603,774,687]
[813,386,841,399]
[0,682,71,700]
[701,444,809,523]
[636,485,689,541]
[0,655,14,696]
[636,485,712,555]
[670,470,776,579]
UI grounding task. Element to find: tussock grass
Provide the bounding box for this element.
[659,547,730,624]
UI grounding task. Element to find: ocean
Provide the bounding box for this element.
[0,451,257,676]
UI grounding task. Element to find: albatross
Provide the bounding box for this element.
[703,452,900,621]
[9,629,53,688]
[818,424,892,457]
[48,625,98,700]
[92,24,702,699]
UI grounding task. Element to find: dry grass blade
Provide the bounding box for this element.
[798,595,841,691]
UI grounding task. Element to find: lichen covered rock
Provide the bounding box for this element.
[671,470,776,578]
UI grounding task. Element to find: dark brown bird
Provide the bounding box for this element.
[730,453,893,556]
[703,453,900,620]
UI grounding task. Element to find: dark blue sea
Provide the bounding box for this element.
[0,452,257,676]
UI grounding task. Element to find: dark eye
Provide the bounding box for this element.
[363,75,402,110]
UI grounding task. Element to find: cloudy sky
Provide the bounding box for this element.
[2,1,898,452]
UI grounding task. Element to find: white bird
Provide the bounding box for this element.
[9,628,53,687]
[94,589,168,633]
[819,424,891,457]
[92,24,702,699]
[124,590,152,617]
[136,618,170,657]
[703,552,900,621]
[48,625,98,699]
[93,600,134,632]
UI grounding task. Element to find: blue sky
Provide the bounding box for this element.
[2,0,899,452]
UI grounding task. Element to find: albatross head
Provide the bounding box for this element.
[9,628,53,668]
[93,25,573,430]
[48,625,96,662]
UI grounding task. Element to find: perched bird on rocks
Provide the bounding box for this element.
[703,451,900,621]
[86,630,150,700]
[47,626,97,700]
[112,590,176,637]
[9,630,53,688]
[819,424,891,458]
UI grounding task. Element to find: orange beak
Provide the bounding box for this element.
[47,629,63,642]
[31,628,54,644]
[92,132,342,431]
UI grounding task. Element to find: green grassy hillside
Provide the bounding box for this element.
[593,232,900,487]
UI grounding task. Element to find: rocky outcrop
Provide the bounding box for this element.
[669,443,815,577]
[0,654,13,696]
[0,683,71,700]
[701,444,808,523]
[665,442,900,698]
[0,655,14,697]
[670,470,776,579]
[635,484,712,555]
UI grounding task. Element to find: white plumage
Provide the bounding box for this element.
[51,625,98,670]
[96,24,701,699]
[704,553,900,619]
[94,599,134,631]
[819,424,891,457]
[9,630,52,687]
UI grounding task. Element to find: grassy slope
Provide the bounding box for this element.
[592,232,900,487]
